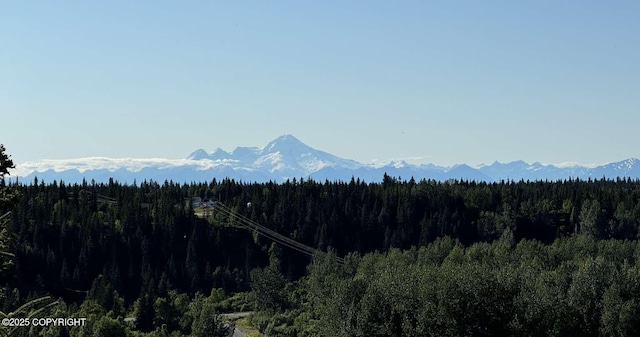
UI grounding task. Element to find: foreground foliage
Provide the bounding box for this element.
[254,236,640,337]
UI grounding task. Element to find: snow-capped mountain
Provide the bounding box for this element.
[590,158,640,179]
[186,135,362,177]
[9,135,640,184]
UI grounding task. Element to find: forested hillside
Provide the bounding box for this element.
[271,235,640,336]
[9,175,640,298]
[3,155,640,336]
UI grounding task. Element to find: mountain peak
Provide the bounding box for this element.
[278,134,298,141]
[600,157,640,172]
[187,149,209,160]
[261,134,312,155]
[209,148,229,160]
[262,134,306,151]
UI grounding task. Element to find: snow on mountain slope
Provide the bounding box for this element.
[9,135,640,183]
[186,134,363,176]
[589,158,640,178]
[262,134,362,171]
[187,149,209,160]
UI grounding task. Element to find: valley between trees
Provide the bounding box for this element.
[3,145,640,336]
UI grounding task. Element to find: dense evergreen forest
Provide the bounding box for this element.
[3,145,640,336]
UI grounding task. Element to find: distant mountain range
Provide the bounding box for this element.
[10,134,640,184]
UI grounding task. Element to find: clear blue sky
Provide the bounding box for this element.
[2,1,639,167]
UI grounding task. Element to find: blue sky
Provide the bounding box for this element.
[2,1,638,167]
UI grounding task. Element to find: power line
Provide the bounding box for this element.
[213,203,344,264]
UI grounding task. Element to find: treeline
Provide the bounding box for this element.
[6,175,640,305]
